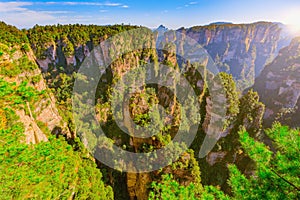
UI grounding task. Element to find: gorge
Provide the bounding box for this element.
[0,21,299,200]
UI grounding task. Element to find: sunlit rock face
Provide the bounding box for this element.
[23,22,297,198]
[0,26,70,143]
[253,37,300,127]
[36,22,292,90]
[156,22,292,90]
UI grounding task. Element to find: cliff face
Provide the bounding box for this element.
[26,24,139,74]
[0,22,69,143]
[2,21,298,199]
[33,22,291,91]
[156,22,290,90]
[24,23,271,198]
[35,41,91,73]
[253,37,300,127]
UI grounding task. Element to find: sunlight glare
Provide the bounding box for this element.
[284,10,300,35]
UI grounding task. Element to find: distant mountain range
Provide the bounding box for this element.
[208,22,233,25]
[154,22,294,90]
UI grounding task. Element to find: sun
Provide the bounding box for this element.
[284,10,300,35]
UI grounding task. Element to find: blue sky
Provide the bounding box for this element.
[1,0,300,29]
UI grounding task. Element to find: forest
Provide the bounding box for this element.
[0,21,299,199]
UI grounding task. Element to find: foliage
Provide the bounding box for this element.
[228,123,300,199]
[0,126,113,199]
[218,72,240,130]
[0,78,40,108]
[45,72,75,133]
[0,22,29,47]
[26,23,139,59]
[235,89,265,136]
[1,21,299,200]
[0,22,37,77]
[149,174,198,200]
[0,54,37,77]
[149,174,229,200]
[0,78,113,199]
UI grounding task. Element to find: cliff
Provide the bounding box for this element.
[23,23,271,198]
[1,21,290,199]
[157,22,291,90]
[253,37,300,127]
[0,22,114,199]
[29,22,292,92]
[26,24,139,74]
[0,22,69,143]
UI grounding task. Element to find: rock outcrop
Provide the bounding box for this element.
[157,22,292,90]
[0,22,70,143]
[253,37,300,127]
[31,22,292,91]
[15,22,297,198]
[25,23,274,198]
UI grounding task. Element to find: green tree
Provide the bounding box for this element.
[229,123,300,199]
[0,79,113,199]
[149,174,229,200]
[149,174,198,200]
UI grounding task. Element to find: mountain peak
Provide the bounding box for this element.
[157,24,168,30]
[208,22,233,25]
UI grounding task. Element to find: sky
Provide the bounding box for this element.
[1,0,300,30]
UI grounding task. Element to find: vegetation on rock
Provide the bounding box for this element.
[0,21,299,200]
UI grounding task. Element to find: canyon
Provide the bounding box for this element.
[0,21,299,199]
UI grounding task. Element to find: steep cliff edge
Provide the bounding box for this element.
[31,22,292,92]
[157,22,291,90]
[26,24,139,73]
[23,23,269,198]
[253,37,300,127]
[0,22,113,199]
[0,22,69,143]
[1,20,299,199]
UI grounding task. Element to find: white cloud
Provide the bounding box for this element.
[0,1,129,28]
[44,2,57,5]
[104,3,121,7]
[43,1,122,7]
[0,2,56,28]
[180,1,198,9]
[0,2,32,12]
[2,10,56,28]
[41,11,73,14]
